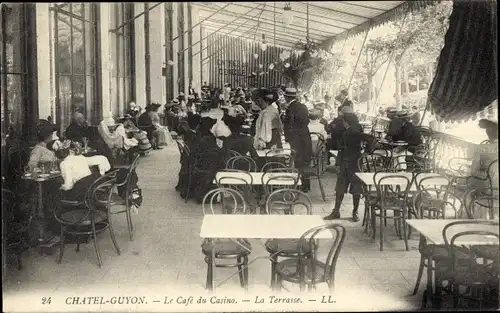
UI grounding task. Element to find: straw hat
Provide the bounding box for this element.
[284,88,297,97]
[396,110,410,119]
[172,98,180,104]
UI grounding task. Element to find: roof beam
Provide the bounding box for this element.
[216,2,348,32]
[338,1,388,12]
[200,18,327,42]
[196,4,339,37]
[109,2,163,33]
[297,1,373,20]
[203,25,297,47]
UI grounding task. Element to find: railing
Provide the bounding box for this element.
[432,131,478,169]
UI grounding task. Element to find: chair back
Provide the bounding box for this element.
[226,155,257,172]
[224,149,242,162]
[216,169,255,210]
[442,220,499,273]
[262,172,300,197]
[265,188,312,215]
[374,173,412,208]
[7,146,29,177]
[261,161,287,172]
[298,224,346,292]
[465,191,499,220]
[310,132,326,156]
[201,187,246,215]
[358,153,387,173]
[265,149,294,167]
[311,141,327,175]
[176,139,190,164]
[416,174,451,192]
[413,189,460,220]
[115,153,141,200]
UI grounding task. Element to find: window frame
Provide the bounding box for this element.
[53,3,100,129]
[0,3,38,142]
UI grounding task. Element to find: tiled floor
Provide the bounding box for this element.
[3,110,427,312]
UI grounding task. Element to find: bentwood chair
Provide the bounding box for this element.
[226,155,258,172]
[261,161,287,172]
[264,189,312,289]
[442,220,500,309]
[201,188,251,291]
[371,173,412,251]
[96,153,141,241]
[275,224,346,293]
[216,169,256,213]
[265,149,294,168]
[411,189,467,298]
[301,141,328,201]
[55,171,121,267]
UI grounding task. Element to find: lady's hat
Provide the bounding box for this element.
[188,95,195,100]
[308,108,323,119]
[172,98,180,104]
[314,101,326,110]
[478,118,498,129]
[284,87,297,97]
[37,124,58,141]
[396,110,410,119]
[118,114,132,122]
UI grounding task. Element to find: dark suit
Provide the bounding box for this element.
[335,116,364,195]
[284,100,313,169]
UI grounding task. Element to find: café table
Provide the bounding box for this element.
[256,142,292,158]
[200,214,332,290]
[22,170,62,248]
[406,219,499,308]
[214,171,301,186]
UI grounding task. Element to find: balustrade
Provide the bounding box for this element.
[432,132,477,170]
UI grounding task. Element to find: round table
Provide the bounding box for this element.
[22,171,62,247]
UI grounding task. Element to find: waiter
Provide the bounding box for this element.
[324,106,364,222]
[283,88,313,192]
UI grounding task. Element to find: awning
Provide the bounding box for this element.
[427,0,498,122]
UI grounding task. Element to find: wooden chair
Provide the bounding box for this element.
[371,173,413,251]
[225,155,257,172]
[216,169,257,213]
[301,141,328,201]
[275,223,346,293]
[263,189,312,289]
[201,188,251,291]
[261,161,287,172]
[442,220,499,309]
[55,171,121,267]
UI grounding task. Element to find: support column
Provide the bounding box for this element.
[171,4,179,96]
[149,4,163,104]
[182,2,189,95]
[36,4,52,120]
[201,27,209,86]
[134,3,146,110]
[100,3,112,120]
[191,5,201,92]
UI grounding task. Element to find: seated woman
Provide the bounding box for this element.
[120,115,152,155]
[56,142,111,201]
[148,103,174,147]
[65,112,89,145]
[28,124,59,170]
[469,118,499,192]
[223,115,259,158]
[138,104,162,150]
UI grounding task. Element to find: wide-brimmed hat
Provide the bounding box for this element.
[37,124,58,141]
[479,118,498,129]
[284,88,297,97]
[118,114,133,122]
[396,110,410,119]
[172,98,179,104]
[314,101,326,110]
[308,108,323,118]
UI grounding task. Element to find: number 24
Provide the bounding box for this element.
[42,297,52,304]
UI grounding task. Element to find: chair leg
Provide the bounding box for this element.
[379,211,384,251]
[317,176,326,202]
[75,236,80,252]
[243,256,249,291]
[372,210,376,239]
[108,219,121,255]
[58,226,64,264]
[91,219,102,268]
[237,256,245,288]
[270,255,278,289]
[413,256,425,295]
[126,202,134,241]
[206,256,213,291]
[402,217,409,251]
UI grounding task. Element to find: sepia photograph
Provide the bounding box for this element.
[1,1,498,311]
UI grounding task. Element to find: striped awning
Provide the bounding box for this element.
[427,0,498,123]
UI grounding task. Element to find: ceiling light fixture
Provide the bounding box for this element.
[281,2,294,26]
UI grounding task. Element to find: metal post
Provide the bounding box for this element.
[144,3,151,105]
[110,2,162,33]
[201,24,260,63]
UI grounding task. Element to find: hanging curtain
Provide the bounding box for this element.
[427,0,497,122]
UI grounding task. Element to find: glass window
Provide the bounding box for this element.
[54,3,98,129]
[111,3,135,115]
[1,4,29,140]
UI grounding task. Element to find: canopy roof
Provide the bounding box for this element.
[195,1,437,49]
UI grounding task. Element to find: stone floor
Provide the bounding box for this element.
[3,110,427,312]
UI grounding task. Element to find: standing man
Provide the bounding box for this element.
[254,89,283,150]
[335,89,353,111]
[283,88,313,192]
[324,106,364,222]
